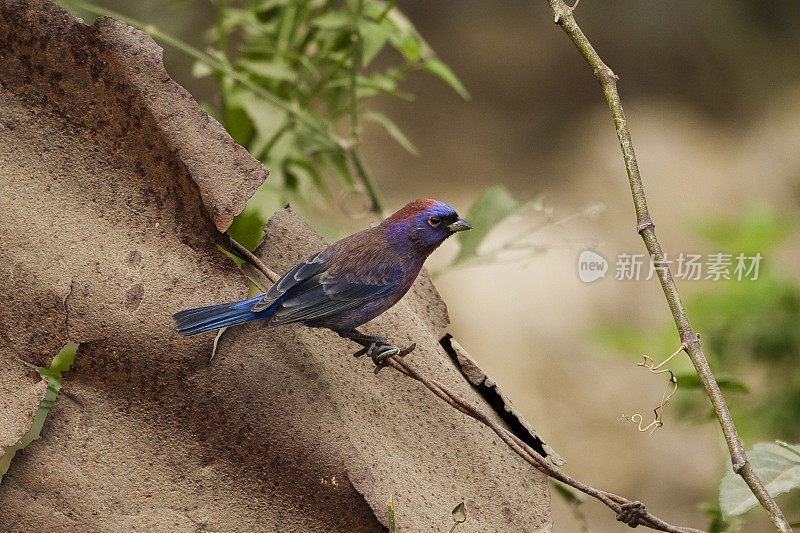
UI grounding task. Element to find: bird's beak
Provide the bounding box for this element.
[447,218,472,233]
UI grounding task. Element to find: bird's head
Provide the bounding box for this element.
[382,199,472,255]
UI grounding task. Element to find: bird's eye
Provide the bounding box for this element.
[428,216,441,227]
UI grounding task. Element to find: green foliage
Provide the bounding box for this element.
[227,207,268,251]
[720,442,800,519]
[550,479,581,505]
[674,373,750,394]
[695,205,793,255]
[550,480,589,531]
[60,0,467,248]
[387,495,395,533]
[0,342,78,481]
[191,0,468,241]
[597,207,800,440]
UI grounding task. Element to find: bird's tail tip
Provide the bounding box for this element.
[173,297,264,336]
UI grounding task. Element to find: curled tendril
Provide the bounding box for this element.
[623,344,685,435]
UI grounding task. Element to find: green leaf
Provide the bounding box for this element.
[228,209,267,252]
[385,9,424,61]
[453,186,522,266]
[424,59,469,100]
[363,111,418,155]
[388,31,422,61]
[318,151,354,189]
[1,342,78,479]
[720,442,800,518]
[286,159,330,199]
[387,496,396,533]
[238,58,297,82]
[312,11,350,30]
[225,89,286,158]
[698,503,730,533]
[696,205,793,255]
[256,0,291,12]
[360,19,393,66]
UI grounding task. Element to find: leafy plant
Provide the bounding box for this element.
[720,441,800,519]
[59,2,594,277]
[550,480,589,532]
[194,0,468,243]
[61,0,467,246]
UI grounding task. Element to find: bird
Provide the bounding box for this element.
[173,199,472,366]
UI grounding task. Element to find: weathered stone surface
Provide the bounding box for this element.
[0,1,552,531]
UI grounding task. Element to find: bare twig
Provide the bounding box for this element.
[226,235,703,533]
[226,236,280,282]
[545,2,791,531]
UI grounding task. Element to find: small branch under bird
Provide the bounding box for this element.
[174,199,471,367]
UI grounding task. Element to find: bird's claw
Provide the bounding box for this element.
[352,341,416,373]
[371,345,400,371]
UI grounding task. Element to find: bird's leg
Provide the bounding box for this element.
[343,329,396,364]
[344,329,387,349]
[342,329,414,371]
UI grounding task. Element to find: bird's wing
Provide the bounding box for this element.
[250,251,330,312]
[268,269,399,325]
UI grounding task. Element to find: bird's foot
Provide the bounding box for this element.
[353,341,416,373]
[344,330,416,372]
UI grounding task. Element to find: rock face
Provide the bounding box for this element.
[0,1,553,531]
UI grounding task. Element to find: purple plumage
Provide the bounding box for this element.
[173,199,471,364]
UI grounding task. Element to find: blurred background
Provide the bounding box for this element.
[60,1,800,530]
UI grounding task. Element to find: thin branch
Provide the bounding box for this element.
[226,236,703,533]
[386,356,702,533]
[545,2,791,531]
[226,236,280,282]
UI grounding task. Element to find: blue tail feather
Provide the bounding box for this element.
[173,295,275,336]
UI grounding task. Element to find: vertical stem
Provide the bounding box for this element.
[350,0,363,140]
[545,1,791,531]
[348,147,386,216]
[346,0,386,215]
[215,0,229,128]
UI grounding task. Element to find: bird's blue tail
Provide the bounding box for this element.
[173,295,272,336]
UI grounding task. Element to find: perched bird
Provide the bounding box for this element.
[174,199,471,365]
